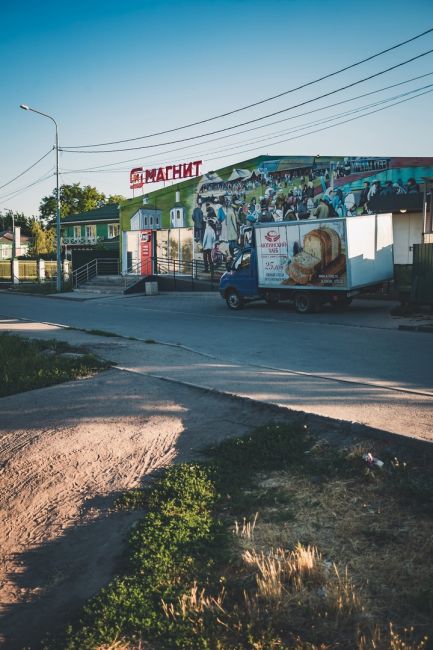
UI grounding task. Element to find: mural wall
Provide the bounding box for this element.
[120,155,433,271]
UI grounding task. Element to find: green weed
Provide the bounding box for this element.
[0,333,109,397]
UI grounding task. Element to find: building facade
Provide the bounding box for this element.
[119,154,433,275]
[61,203,120,253]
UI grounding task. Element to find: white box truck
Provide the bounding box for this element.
[219,214,394,312]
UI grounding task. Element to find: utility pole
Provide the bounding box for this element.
[20,104,62,291]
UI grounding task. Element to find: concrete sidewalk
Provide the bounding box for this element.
[1,318,432,442]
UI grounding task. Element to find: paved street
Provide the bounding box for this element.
[1,291,432,391]
[0,291,432,440]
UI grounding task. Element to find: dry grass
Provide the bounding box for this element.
[234,512,259,540]
[242,544,324,599]
[247,469,433,627]
[96,641,151,650]
[217,449,433,648]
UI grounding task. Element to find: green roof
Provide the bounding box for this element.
[62,203,119,224]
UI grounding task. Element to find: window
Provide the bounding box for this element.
[234,251,251,271]
[108,224,119,239]
[73,226,81,238]
[85,225,96,238]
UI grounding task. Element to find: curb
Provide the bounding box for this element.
[112,365,433,452]
[398,324,433,334]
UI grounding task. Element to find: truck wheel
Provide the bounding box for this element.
[294,292,314,314]
[226,289,244,310]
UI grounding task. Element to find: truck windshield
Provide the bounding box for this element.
[233,251,251,271]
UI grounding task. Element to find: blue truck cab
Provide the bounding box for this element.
[219,247,260,310]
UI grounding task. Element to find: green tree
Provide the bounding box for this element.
[39,184,125,223]
[27,222,55,256]
[0,209,36,236]
[107,194,126,205]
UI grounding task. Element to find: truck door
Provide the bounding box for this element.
[232,249,257,297]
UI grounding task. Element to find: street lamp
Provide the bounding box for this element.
[20,104,62,291]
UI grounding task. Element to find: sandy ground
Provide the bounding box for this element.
[0,366,289,649]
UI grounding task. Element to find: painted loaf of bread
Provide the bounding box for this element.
[303,227,341,267]
[288,251,321,284]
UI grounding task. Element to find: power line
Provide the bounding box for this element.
[61,75,433,174]
[0,148,53,191]
[61,47,433,154]
[61,72,433,173]
[150,86,433,201]
[197,83,433,155]
[92,85,433,205]
[60,87,432,195]
[203,86,433,165]
[0,170,54,203]
[63,27,433,148]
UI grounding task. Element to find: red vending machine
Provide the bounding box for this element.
[140,230,153,276]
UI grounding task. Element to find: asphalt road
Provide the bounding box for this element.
[0,292,432,394]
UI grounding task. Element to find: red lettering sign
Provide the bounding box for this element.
[130,160,202,189]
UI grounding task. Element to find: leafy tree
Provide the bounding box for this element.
[107,194,126,205]
[39,184,125,223]
[27,221,56,255]
[0,209,36,236]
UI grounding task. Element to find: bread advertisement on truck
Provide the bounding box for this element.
[256,220,348,290]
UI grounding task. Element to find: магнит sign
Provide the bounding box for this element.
[130,161,203,189]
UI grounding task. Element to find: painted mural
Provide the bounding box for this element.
[120,155,433,272]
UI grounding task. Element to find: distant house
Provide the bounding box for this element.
[0,228,31,259]
[61,204,120,253]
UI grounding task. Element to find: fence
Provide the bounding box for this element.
[0,261,11,280]
[44,261,58,279]
[19,261,38,281]
[0,259,70,284]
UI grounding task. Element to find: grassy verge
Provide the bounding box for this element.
[0,333,110,397]
[48,424,433,649]
[9,280,73,294]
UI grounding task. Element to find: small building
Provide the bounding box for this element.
[61,203,120,252]
[0,228,31,259]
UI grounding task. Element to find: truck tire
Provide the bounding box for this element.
[226,289,244,310]
[294,292,314,314]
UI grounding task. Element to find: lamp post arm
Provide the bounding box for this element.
[25,107,58,131]
[21,105,62,291]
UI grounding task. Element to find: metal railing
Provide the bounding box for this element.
[71,254,226,293]
[72,258,120,288]
[155,256,225,291]
[63,236,104,245]
[121,255,227,293]
[123,260,147,291]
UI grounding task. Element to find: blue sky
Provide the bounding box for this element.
[1,0,433,216]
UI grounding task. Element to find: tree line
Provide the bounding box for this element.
[0,183,125,256]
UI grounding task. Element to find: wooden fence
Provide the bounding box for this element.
[0,261,11,280]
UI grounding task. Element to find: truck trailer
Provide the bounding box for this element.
[219,214,394,313]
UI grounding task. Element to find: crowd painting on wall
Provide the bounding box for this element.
[121,155,433,272]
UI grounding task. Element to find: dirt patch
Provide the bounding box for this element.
[0,368,288,649]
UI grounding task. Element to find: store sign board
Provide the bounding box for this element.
[130,160,203,189]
